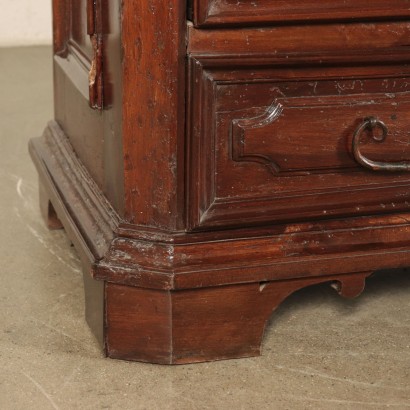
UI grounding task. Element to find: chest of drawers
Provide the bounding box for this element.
[29,0,410,364]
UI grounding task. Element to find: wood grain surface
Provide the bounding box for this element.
[29,2,410,363]
[191,0,410,27]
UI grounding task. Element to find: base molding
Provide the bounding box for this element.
[106,272,371,364]
[29,121,410,363]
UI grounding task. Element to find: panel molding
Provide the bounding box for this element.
[187,55,410,229]
[232,102,283,174]
[231,93,410,175]
[29,122,410,291]
[53,0,103,108]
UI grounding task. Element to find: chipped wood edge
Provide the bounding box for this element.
[29,122,410,292]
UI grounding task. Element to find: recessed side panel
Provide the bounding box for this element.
[52,0,125,206]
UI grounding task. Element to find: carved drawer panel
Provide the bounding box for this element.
[187,60,410,229]
[191,0,410,27]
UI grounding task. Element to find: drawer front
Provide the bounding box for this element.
[187,60,410,229]
[192,0,410,27]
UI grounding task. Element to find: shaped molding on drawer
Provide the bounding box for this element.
[187,59,410,229]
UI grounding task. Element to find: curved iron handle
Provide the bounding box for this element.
[352,116,410,172]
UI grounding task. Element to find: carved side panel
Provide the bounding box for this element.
[71,0,94,59]
[54,0,103,109]
[70,0,104,109]
[52,0,106,189]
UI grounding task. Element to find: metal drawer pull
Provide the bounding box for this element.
[352,116,410,172]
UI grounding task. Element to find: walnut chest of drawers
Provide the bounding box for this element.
[29,0,410,364]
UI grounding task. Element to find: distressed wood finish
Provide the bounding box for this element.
[29,2,410,364]
[187,21,410,56]
[30,121,410,362]
[53,0,105,188]
[188,60,410,229]
[121,0,186,229]
[191,0,410,27]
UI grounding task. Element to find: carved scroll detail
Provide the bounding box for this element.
[231,102,283,173]
[330,271,373,298]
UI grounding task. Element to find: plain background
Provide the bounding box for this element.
[0,0,52,47]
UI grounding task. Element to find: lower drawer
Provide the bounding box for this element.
[187,60,410,229]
